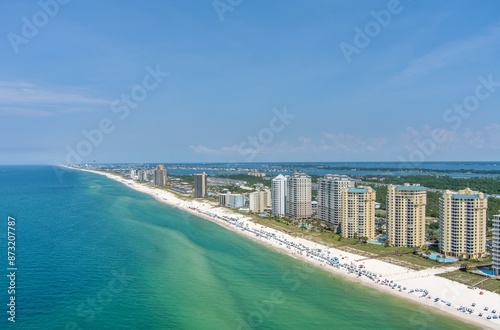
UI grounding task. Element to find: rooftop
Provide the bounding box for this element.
[452,194,481,199]
[348,188,369,193]
[395,185,427,191]
[321,174,354,181]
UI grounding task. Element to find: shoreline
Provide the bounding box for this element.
[67,166,499,329]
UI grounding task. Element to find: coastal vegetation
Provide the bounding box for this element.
[293,164,500,176]
[436,271,500,294]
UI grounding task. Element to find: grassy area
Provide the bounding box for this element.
[436,270,500,294]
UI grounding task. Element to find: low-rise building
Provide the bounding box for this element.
[248,172,266,177]
[219,193,246,208]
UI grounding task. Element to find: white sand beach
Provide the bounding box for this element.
[72,167,500,329]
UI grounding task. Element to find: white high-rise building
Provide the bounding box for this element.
[493,214,500,276]
[271,174,287,217]
[439,189,488,260]
[138,169,149,182]
[491,214,500,276]
[249,189,271,213]
[317,175,355,226]
[286,173,312,219]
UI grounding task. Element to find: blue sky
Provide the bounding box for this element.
[1,0,499,164]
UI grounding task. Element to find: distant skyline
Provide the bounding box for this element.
[1,0,500,165]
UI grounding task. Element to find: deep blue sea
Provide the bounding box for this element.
[0,166,479,329]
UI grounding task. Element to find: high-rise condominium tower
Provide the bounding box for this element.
[286,173,312,220]
[317,175,355,227]
[387,183,427,247]
[340,186,376,239]
[439,188,487,260]
[153,164,167,186]
[193,172,207,198]
[493,214,499,276]
[271,174,287,217]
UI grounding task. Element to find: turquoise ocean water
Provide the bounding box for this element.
[0,166,478,329]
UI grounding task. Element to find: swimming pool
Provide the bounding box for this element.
[426,253,458,263]
[476,266,496,276]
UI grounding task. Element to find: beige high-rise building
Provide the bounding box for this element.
[387,183,427,247]
[193,172,207,198]
[340,186,376,239]
[153,164,167,186]
[249,189,271,213]
[439,189,488,260]
[317,175,355,227]
[286,173,311,219]
[493,214,500,276]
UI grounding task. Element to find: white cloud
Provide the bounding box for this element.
[400,124,500,151]
[191,132,390,159]
[257,133,389,155]
[0,106,52,117]
[190,144,245,155]
[392,25,500,84]
[320,132,388,153]
[190,144,221,155]
[0,80,110,116]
